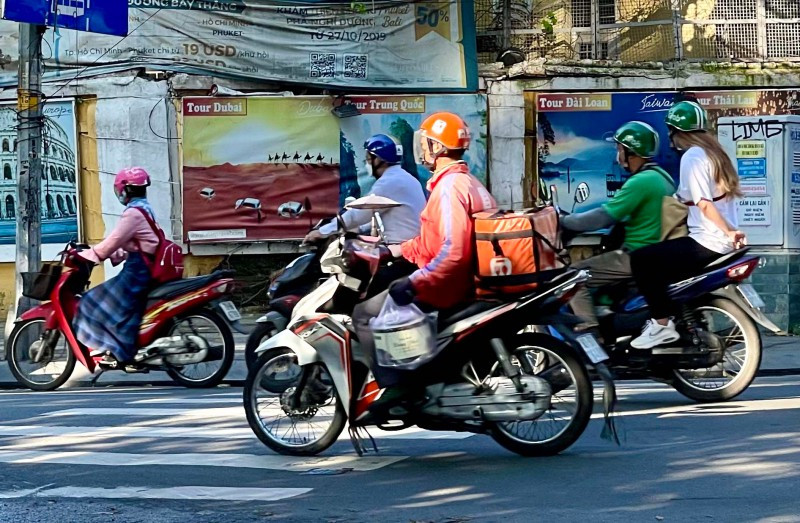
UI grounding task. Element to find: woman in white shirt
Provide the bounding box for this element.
[630,101,746,349]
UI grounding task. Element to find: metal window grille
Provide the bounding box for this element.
[598,0,615,25]
[571,0,592,27]
[476,0,800,64]
[765,0,800,19]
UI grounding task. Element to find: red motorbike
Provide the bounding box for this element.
[7,242,240,391]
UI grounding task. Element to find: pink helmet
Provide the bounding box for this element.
[113,167,151,199]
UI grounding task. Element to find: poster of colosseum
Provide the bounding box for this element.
[0,100,78,254]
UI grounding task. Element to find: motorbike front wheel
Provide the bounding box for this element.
[7,319,76,391]
[671,298,762,403]
[244,348,346,456]
[490,333,594,457]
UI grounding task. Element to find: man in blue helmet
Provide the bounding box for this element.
[304,133,426,245]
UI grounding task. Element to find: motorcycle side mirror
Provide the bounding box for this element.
[574,182,590,204]
[372,211,387,243]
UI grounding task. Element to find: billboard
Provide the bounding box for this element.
[0,100,79,259]
[0,0,478,91]
[535,90,800,210]
[182,97,341,243]
[339,94,488,197]
[182,94,488,243]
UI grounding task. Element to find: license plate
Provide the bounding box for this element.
[738,284,765,309]
[219,301,241,322]
[576,334,609,364]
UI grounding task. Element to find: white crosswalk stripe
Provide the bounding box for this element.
[0,423,472,441]
[0,449,405,471]
[0,486,311,501]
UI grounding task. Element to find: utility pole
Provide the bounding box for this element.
[13,23,46,319]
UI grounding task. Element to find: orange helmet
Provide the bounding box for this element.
[419,112,471,151]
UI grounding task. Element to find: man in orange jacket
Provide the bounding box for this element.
[353,112,496,386]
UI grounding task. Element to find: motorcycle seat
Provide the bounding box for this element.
[703,248,749,271]
[148,270,230,301]
[438,301,501,329]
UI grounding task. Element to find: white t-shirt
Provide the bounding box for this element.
[676,146,738,254]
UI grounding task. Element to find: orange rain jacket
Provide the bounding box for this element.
[400,162,497,309]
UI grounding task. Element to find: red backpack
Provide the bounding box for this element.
[133,207,185,284]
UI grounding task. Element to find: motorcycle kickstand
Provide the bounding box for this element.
[89,369,106,387]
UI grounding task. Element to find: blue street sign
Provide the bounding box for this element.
[737,158,767,179]
[2,0,128,36]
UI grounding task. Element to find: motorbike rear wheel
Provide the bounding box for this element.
[490,333,593,457]
[7,319,76,391]
[671,298,761,403]
[165,309,235,388]
[244,348,346,456]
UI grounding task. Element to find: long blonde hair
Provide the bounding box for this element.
[673,131,743,198]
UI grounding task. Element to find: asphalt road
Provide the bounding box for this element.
[0,377,798,523]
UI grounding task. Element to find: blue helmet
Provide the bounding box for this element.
[364,134,403,164]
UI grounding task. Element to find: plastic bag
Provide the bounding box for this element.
[369,296,437,369]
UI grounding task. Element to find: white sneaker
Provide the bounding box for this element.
[630,319,680,349]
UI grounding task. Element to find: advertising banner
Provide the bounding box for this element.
[182,97,341,243]
[0,0,477,91]
[182,94,487,243]
[535,90,800,210]
[339,93,487,196]
[0,100,78,260]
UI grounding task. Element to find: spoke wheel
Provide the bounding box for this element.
[244,348,345,456]
[7,319,75,391]
[490,333,593,457]
[165,310,234,388]
[672,298,761,402]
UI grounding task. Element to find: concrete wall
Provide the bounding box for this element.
[486,81,526,208]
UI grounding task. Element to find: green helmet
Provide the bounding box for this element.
[666,100,707,132]
[609,121,660,158]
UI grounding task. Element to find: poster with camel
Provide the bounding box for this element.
[182,97,341,243]
[182,94,488,243]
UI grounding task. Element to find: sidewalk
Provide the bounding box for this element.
[1,323,798,389]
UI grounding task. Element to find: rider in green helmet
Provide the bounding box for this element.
[665,100,707,133]
[561,120,676,335]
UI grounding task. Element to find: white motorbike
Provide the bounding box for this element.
[243,197,615,457]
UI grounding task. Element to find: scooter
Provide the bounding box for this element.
[8,242,241,390]
[244,196,396,371]
[243,196,616,457]
[553,183,783,402]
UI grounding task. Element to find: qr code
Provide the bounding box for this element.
[310,53,336,78]
[344,54,368,79]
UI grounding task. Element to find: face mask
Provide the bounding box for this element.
[116,190,128,205]
[365,160,374,178]
[617,150,630,172]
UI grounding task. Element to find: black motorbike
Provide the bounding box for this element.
[551,183,783,403]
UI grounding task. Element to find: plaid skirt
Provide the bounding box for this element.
[74,253,152,362]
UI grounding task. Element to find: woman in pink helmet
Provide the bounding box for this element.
[73,167,161,366]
